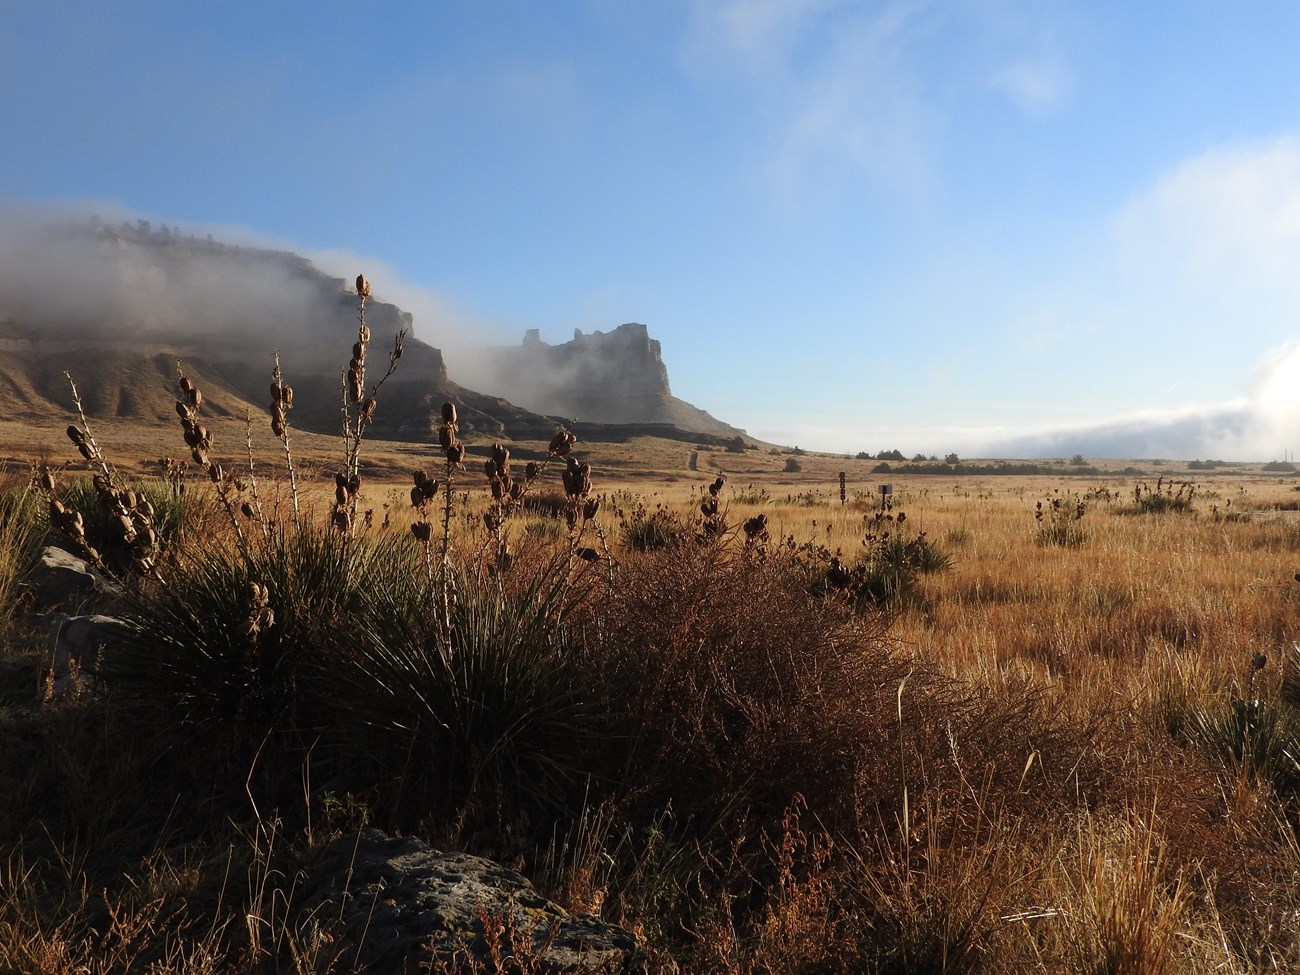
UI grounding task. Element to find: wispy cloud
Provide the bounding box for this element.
[991,54,1070,115]
[682,0,1075,201]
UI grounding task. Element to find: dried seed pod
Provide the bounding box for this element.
[358,324,371,344]
[348,474,361,495]
[525,462,540,482]
[566,507,579,530]
[576,547,599,562]
[138,526,158,549]
[179,376,193,394]
[209,464,223,483]
[411,521,431,542]
[492,444,510,469]
[191,447,208,466]
[281,385,293,407]
[420,479,439,501]
[333,509,352,532]
[447,443,465,465]
[549,429,575,455]
[352,342,365,361]
[78,443,94,461]
[336,484,349,506]
[484,459,498,479]
[510,482,524,501]
[66,425,83,444]
[356,274,371,298]
[414,469,429,488]
[335,472,348,490]
[116,514,135,538]
[441,402,457,425]
[175,400,189,418]
[491,478,505,500]
[583,498,600,521]
[360,398,376,420]
[140,499,155,519]
[40,470,55,493]
[271,418,286,437]
[350,379,364,403]
[410,486,424,507]
[49,498,67,518]
[254,606,275,630]
[484,510,501,532]
[240,501,256,518]
[438,426,454,449]
[270,382,282,402]
[188,387,202,409]
[709,475,726,497]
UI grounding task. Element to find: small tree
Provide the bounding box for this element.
[784,457,803,473]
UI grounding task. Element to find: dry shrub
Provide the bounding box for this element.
[598,541,904,829]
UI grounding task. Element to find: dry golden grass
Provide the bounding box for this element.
[9,394,1300,972]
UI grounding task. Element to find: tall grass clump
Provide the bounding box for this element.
[1130,477,1197,515]
[1036,491,1087,547]
[817,508,954,609]
[0,473,45,631]
[1183,650,1300,800]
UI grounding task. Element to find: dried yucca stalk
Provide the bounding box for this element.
[332,273,406,537]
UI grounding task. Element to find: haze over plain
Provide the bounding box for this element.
[5,1,1300,459]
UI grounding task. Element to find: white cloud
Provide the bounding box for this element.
[1115,138,1300,293]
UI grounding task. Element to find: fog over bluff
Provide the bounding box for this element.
[0,212,746,444]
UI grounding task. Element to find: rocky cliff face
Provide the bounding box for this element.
[1,220,746,444]
[456,323,742,438]
[515,323,672,423]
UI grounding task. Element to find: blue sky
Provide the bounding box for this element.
[6,1,1300,458]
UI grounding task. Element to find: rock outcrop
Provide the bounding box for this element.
[454,324,743,438]
[299,828,648,973]
[0,220,746,445]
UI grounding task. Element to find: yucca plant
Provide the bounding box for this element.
[332,556,611,827]
[106,524,423,789]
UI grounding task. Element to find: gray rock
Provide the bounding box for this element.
[300,828,647,973]
[31,546,123,608]
[42,612,131,695]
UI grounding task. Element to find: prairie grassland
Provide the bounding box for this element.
[7,330,1300,973]
[7,434,1300,971]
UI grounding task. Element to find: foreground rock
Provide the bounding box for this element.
[300,828,648,973]
[30,545,123,609]
[42,612,131,695]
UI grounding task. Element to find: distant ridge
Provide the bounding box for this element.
[0,220,751,447]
